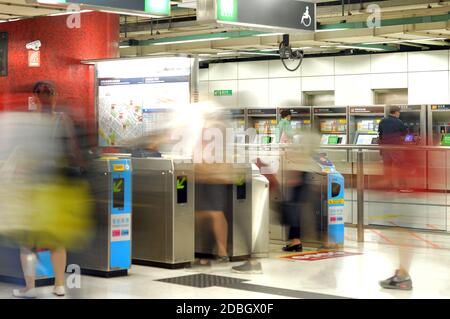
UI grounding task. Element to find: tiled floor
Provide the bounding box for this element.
[1,227,450,299]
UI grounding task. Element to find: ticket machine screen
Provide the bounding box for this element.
[113,178,125,209]
[441,134,450,146]
[404,134,414,143]
[356,134,378,145]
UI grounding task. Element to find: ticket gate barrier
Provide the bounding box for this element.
[195,164,253,260]
[251,164,270,258]
[131,158,195,269]
[299,155,345,247]
[67,158,132,277]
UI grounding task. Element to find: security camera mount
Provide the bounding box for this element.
[279,34,304,72]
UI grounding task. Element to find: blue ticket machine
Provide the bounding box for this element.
[299,154,345,248]
[314,154,345,247]
[67,158,132,277]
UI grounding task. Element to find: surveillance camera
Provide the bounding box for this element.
[26,40,41,51]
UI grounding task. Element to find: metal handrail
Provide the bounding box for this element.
[235,143,450,151]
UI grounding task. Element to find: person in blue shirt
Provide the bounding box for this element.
[378,106,410,192]
[378,106,413,290]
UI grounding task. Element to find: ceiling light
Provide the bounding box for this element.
[49,10,93,16]
[364,37,447,45]
[337,45,386,51]
[316,28,349,33]
[238,51,280,57]
[217,52,237,56]
[253,33,284,37]
[153,37,228,45]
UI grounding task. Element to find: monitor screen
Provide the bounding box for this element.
[328,136,340,145]
[356,134,378,145]
[442,134,450,146]
[113,178,125,210]
[404,134,414,143]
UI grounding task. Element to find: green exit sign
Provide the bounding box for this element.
[145,0,171,15]
[214,90,233,96]
[217,0,238,22]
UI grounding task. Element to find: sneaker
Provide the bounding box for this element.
[232,261,263,274]
[379,271,413,290]
[53,286,66,297]
[192,258,212,267]
[12,288,37,299]
[282,243,303,252]
[213,256,230,265]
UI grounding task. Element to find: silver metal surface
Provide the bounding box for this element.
[68,160,113,272]
[195,164,253,258]
[357,149,364,243]
[251,165,270,257]
[132,158,195,266]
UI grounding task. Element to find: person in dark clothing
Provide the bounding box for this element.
[378,106,410,192]
[378,106,414,290]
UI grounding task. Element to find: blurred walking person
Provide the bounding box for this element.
[2,81,92,298]
[378,105,413,290]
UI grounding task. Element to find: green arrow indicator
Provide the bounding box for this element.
[236,176,245,186]
[177,177,187,190]
[114,179,123,193]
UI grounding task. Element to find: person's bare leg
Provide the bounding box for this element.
[51,248,66,287]
[13,248,38,298]
[210,211,228,257]
[20,248,36,290]
[397,228,412,276]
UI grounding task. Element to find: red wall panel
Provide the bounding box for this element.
[0,12,119,128]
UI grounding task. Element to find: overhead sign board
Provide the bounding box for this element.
[199,0,316,32]
[30,0,171,16]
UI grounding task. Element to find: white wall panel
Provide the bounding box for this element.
[209,62,238,80]
[209,80,238,107]
[238,79,269,108]
[238,61,269,79]
[371,52,407,73]
[199,81,209,102]
[335,55,371,75]
[335,75,373,106]
[268,78,301,106]
[302,76,334,92]
[370,73,408,89]
[408,50,449,72]
[199,68,209,81]
[268,60,301,78]
[408,71,449,104]
[302,57,334,77]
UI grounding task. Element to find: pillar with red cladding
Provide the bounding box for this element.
[0,11,119,144]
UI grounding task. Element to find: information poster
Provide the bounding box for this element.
[97,57,191,146]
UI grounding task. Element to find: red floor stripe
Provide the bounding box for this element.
[389,221,441,249]
[369,229,396,245]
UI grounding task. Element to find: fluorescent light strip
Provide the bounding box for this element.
[217,52,237,56]
[253,33,284,37]
[238,51,280,57]
[316,28,349,33]
[364,37,447,45]
[337,45,385,51]
[153,37,228,45]
[49,10,93,16]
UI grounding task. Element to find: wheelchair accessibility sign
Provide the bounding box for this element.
[301,6,312,27]
[214,0,316,32]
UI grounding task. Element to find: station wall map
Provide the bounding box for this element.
[97,64,191,147]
